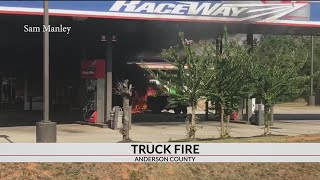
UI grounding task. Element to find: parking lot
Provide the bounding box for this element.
[0,119,319,143]
[0,104,319,143]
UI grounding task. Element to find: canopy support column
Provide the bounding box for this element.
[36,0,57,143]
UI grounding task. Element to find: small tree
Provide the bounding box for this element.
[115,79,133,142]
[253,35,310,135]
[301,36,320,99]
[157,32,216,139]
[206,30,255,138]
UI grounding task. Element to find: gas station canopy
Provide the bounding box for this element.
[0,1,319,29]
[0,1,318,132]
[127,62,178,70]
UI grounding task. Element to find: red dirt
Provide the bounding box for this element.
[287,136,320,142]
[0,163,319,180]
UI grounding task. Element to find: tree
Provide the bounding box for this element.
[115,79,133,142]
[158,32,216,139]
[301,36,320,99]
[253,35,310,135]
[205,30,255,138]
[311,36,320,90]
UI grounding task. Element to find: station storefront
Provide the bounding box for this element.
[0,1,319,126]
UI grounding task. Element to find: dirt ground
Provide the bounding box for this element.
[0,162,319,180]
[287,134,320,142]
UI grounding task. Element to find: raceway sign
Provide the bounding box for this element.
[0,1,319,26]
[109,1,306,22]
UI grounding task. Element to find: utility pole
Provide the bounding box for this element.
[36,0,57,143]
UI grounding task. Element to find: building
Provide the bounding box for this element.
[0,1,319,126]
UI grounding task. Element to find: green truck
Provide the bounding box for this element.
[127,60,188,114]
[146,79,187,114]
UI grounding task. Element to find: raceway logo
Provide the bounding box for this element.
[109,1,307,21]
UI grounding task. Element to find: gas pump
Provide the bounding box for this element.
[82,79,97,123]
[0,75,16,111]
[81,59,105,123]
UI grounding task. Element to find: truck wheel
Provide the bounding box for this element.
[174,108,181,114]
[182,107,187,114]
[151,107,162,113]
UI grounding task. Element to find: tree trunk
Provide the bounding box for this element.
[122,97,130,141]
[191,104,196,126]
[225,115,230,137]
[271,105,274,126]
[220,103,225,138]
[186,103,197,139]
[264,104,272,136]
[215,101,220,121]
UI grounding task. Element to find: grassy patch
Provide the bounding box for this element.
[169,134,320,143]
[65,168,81,177]
[129,170,144,180]
[40,163,51,170]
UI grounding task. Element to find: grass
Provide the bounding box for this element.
[169,133,320,143]
[40,163,51,170]
[129,170,143,180]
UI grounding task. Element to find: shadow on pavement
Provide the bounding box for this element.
[1,110,320,127]
[0,110,82,127]
[0,135,14,143]
[132,112,215,123]
[0,111,214,127]
[274,114,320,120]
